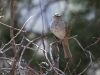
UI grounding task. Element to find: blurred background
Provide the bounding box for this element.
[0,0,100,75]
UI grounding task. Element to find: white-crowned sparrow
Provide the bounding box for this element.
[50,13,72,58]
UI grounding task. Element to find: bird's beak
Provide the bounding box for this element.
[52,15,57,19]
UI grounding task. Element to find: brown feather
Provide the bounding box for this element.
[62,37,72,58]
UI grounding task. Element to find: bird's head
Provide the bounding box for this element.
[52,13,62,19]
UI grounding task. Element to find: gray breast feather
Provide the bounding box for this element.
[50,19,66,39]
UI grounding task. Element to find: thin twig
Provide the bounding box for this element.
[28,43,41,65]
[50,43,55,66]
[91,58,100,67]
[39,0,46,52]
[39,62,51,75]
[0,68,12,70]
[54,67,65,75]
[69,35,93,75]
[10,0,16,74]
[69,9,80,33]
[10,0,16,54]
[19,36,42,61]
[1,0,8,10]
[44,47,61,75]
[0,57,15,61]
[0,15,34,52]
[72,59,81,75]
[85,37,100,49]
[0,22,26,33]
[24,37,61,75]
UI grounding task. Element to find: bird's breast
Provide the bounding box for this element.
[50,20,66,39]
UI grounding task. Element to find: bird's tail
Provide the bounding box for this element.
[62,39,72,58]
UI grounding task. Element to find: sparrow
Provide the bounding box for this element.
[50,13,72,58]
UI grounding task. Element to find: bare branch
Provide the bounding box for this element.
[0,22,26,33]
[10,0,16,55]
[85,37,100,49]
[1,0,8,10]
[69,35,94,75]
[0,15,34,52]
[10,0,16,74]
